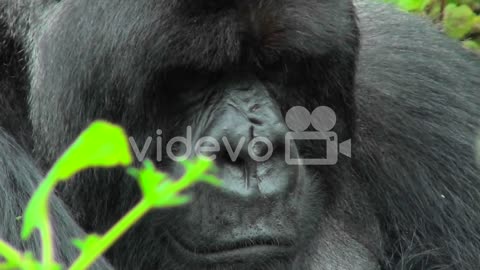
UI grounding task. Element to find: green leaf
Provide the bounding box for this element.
[471,16,480,34]
[130,158,221,208]
[396,0,430,11]
[72,234,102,252]
[160,194,192,207]
[51,120,133,181]
[384,0,430,11]
[21,183,51,240]
[22,121,133,240]
[443,4,476,39]
[130,160,170,206]
[463,39,480,51]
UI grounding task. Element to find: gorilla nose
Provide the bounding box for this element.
[197,80,298,198]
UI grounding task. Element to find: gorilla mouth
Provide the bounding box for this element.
[167,232,295,263]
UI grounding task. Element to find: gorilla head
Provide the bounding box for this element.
[26,1,365,269]
[1,0,479,269]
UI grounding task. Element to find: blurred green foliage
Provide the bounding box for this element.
[0,121,221,270]
[384,0,480,53]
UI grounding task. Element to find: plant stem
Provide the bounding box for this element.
[68,199,151,270]
[40,222,55,268]
[35,172,56,268]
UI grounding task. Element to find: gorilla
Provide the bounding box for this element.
[1,0,480,269]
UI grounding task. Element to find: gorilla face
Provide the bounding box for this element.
[26,0,372,269]
[142,76,319,267]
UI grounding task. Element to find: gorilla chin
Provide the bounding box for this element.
[0,0,479,269]
[159,129,313,268]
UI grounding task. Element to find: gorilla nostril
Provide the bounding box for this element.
[249,104,260,112]
[249,117,263,125]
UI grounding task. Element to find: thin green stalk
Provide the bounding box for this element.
[68,199,151,270]
[39,221,54,268]
[38,174,56,268]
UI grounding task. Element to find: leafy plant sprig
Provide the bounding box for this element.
[0,121,221,270]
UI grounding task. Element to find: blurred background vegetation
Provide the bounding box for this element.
[384,0,480,53]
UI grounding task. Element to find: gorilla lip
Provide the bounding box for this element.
[167,232,294,264]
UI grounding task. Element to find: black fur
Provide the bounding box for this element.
[1,0,479,269]
[356,2,480,268]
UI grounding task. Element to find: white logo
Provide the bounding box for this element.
[129,106,351,165]
[285,106,351,165]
